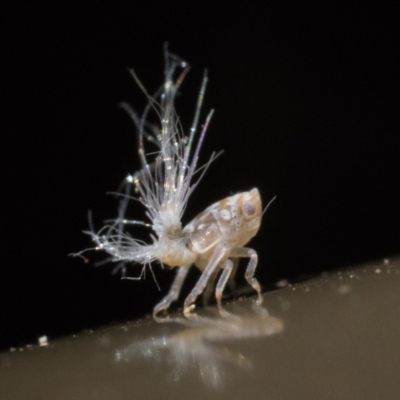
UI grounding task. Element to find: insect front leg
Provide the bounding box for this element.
[230,247,263,305]
[183,241,230,315]
[153,266,190,320]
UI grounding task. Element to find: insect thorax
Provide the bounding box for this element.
[182,188,262,271]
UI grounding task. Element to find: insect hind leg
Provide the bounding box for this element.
[153,266,190,320]
[230,247,263,305]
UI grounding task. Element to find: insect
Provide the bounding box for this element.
[77,46,269,318]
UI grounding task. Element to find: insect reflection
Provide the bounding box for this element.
[115,303,283,389]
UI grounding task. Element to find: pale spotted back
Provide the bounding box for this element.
[183,188,262,271]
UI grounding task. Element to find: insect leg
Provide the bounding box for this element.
[201,258,237,306]
[227,257,239,292]
[153,266,190,319]
[201,269,219,306]
[215,259,233,311]
[183,242,229,314]
[230,247,262,305]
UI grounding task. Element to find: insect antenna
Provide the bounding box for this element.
[262,195,277,216]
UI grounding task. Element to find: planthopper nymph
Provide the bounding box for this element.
[76,45,272,318]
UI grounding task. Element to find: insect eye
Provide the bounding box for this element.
[243,201,256,217]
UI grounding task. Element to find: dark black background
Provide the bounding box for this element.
[2,4,399,350]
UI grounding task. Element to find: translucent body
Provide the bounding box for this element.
[154,188,263,317]
[76,46,265,317]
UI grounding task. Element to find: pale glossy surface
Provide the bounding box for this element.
[1,256,400,399]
